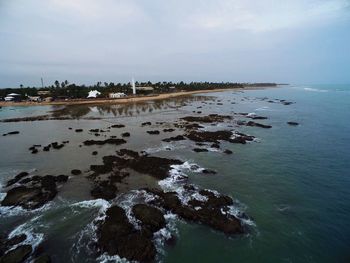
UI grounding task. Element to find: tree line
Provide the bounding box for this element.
[0,81,275,99]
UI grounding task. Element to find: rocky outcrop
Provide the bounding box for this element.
[1,175,68,210]
[0,245,32,263]
[83,138,126,146]
[96,206,156,262]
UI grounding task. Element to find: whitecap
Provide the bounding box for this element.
[303,87,328,93]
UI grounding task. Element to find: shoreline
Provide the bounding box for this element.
[0,85,280,108]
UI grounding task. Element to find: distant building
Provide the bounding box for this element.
[38,90,51,96]
[109,92,126,99]
[27,96,41,102]
[87,90,101,99]
[4,93,21,102]
[136,87,154,91]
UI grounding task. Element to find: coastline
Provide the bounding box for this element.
[0,85,280,108]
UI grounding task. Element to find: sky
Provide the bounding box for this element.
[0,0,350,88]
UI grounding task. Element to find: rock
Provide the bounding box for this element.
[193,148,208,153]
[92,151,98,156]
[51,142,64,149]
[2,131,20,136]
[111,124,125,128]
[6,172,29,187]
[287,121,299,126]
[211,143,220,149]
[181,114,232,123]
[117,149,140,158]
[43,145,51,151]
[91,182,117,200]
[162,135,186,142]
[132,204,166,233]
[146,188,244,235]
[0,245,32,263]
[246,121,272,129]
[97,206,156,262]
[141,122,152,126]
[202,169,217,174]
[121,132,130,137]
[89,129,100,133]
[223,149,233,154]
[163,128,175,132]
[1,174,68,209]
[75,129,83,132]
[83,138,127,146]
[146,130,160,135]
[33,254,51,263]
[186,130,233,143]
[71,169,82,175]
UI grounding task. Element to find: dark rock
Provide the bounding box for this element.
[132,204,166,233]
[51,142,64,150]
[97,206,156,262]
[162,135,186,142]
[89,129,100,133]
[181,114,232,123]
[246,121,272,129]
[223,149,233,154]
[111,124,125,128]
[43,145,51,152]
[92,151,98,156]
[91,182,117,200]
[6,172,29,187]
[33,254,51,263]
[83,138,127,146]
[55,175,69,183]
[193,148,209,153]
[141,122,152,126]
[117,149,140,158]
[71,169,82,175]
[163,128,175,132]
[0,245,32,263]
[32,149,39,154]
[211,143,220,149]
[202,169,217,174]
[287,121,299,126]
[75,129,83,132]
[147,130,160,135]
[186,130,233,143]
[3,131,20,136]
[121,132,130,137]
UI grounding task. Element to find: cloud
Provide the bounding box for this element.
[184,0,350,32]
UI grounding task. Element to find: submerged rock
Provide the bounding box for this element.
[141,122,152,126]
[193,148,209,152]
[246,121,272,129]
[71,169,82,175]
[287,121,299,126]
[121,132,130,137]
[163,128,175,132]
[75,129,83,133]
[6,172,29,187]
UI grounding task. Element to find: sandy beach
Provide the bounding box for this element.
[0,86,279,108]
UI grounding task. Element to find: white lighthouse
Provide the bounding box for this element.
[132,78,136,95]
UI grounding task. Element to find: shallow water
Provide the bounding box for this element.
[0,85,349,262]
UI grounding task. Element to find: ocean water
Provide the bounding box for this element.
[0,85,349,262]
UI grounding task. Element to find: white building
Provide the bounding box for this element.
[4,93,21,101]
[109,92,126,99]
[87,90,101,99]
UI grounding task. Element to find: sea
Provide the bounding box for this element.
[0,84,349,263]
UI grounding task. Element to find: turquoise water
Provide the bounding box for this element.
[0,85,349,262]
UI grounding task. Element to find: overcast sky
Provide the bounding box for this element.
[0,0,350,87]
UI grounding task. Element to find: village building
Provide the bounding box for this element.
[87,90,101,99]
[109,92,126,99]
